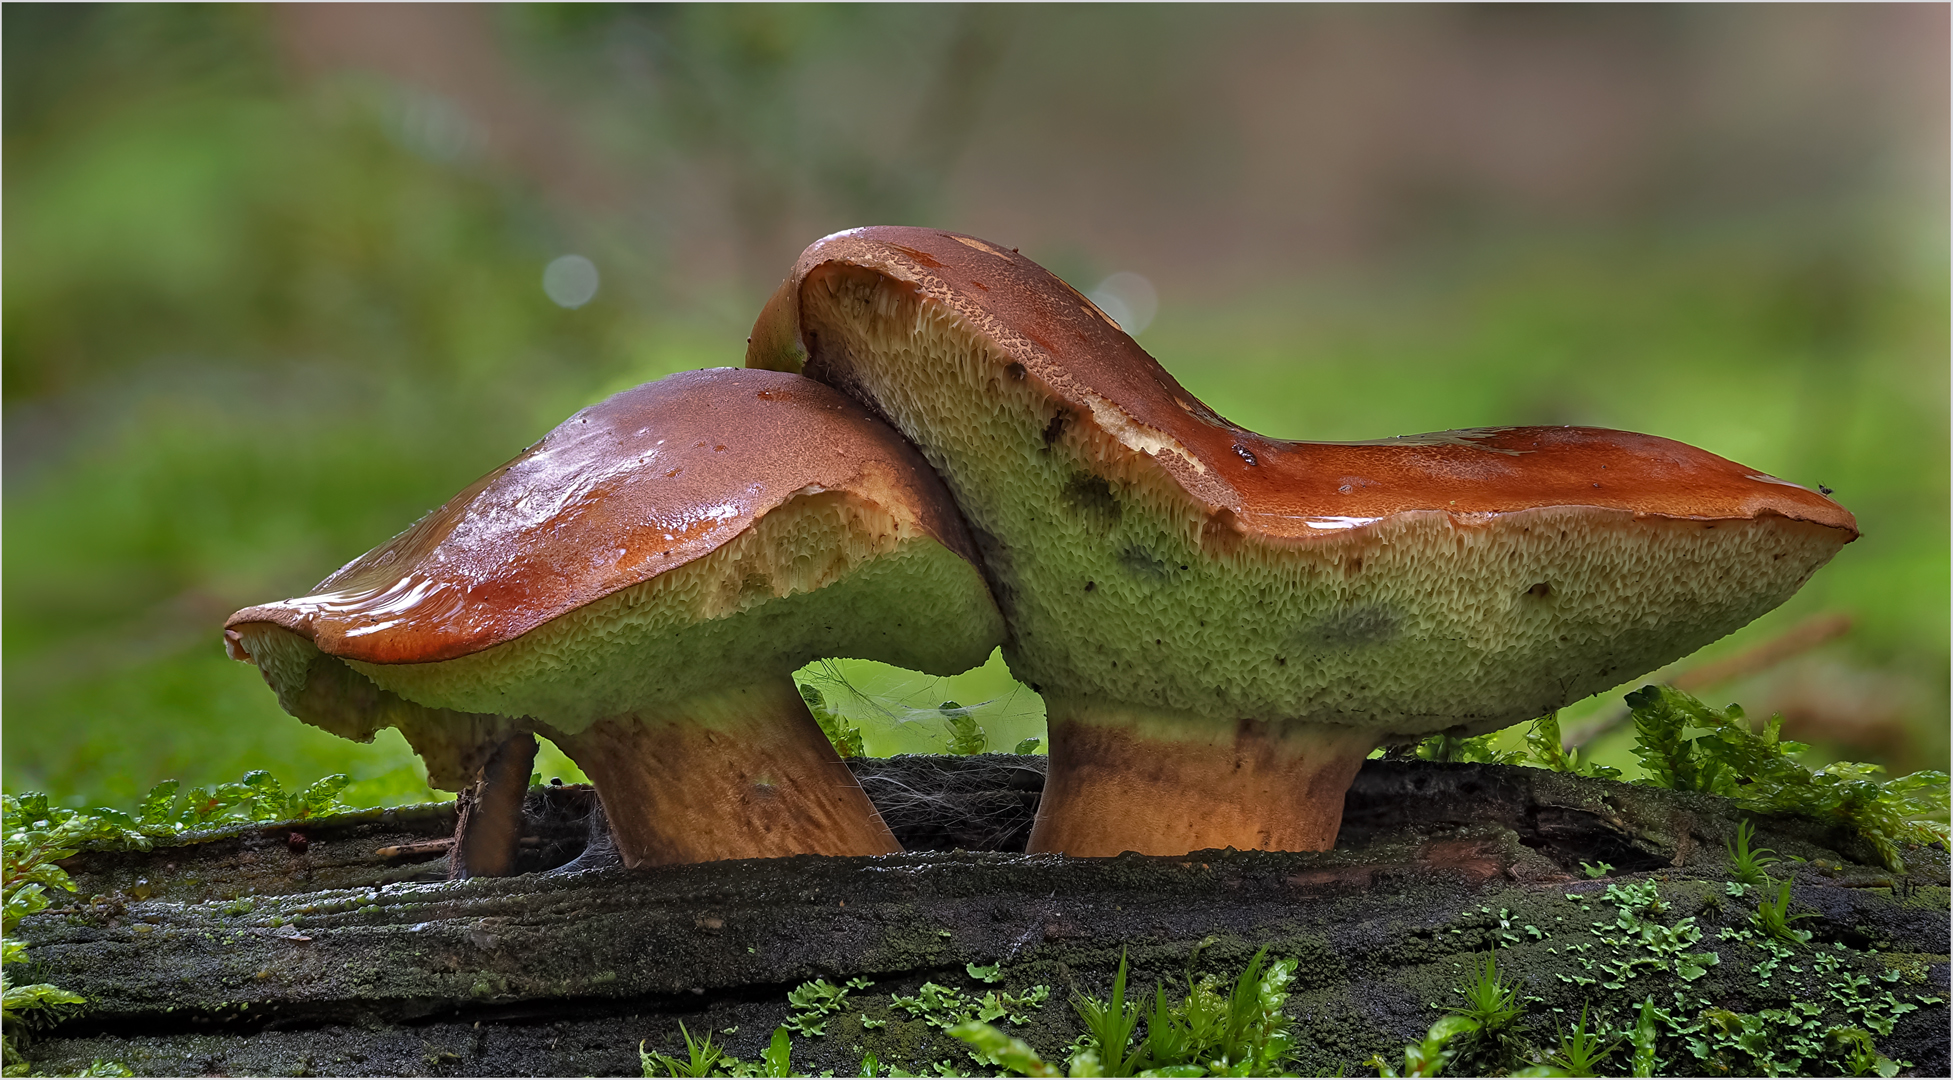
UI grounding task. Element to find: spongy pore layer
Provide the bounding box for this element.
[235,488,1004,743]
[230,624,522,791]
[795,268,1847,738]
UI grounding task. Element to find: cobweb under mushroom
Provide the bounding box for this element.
[848,754,1046,852]
[793,659,1048,852]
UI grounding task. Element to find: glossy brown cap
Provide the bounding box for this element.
[749,226,1859,541]
[225,367,982,666]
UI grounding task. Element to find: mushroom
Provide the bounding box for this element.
[747,226,1860,857]
[225,367,1005,869]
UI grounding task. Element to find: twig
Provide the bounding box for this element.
[375,839,453,859]
[375,835,543,859]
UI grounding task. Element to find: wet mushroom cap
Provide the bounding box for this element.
[749,227,1858,742]
[226,366,1004,785]
[749,226,1861,855]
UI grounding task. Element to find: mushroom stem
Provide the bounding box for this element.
[450,732,539,879]
[1026,698,1376,856]
[545,679,899,868]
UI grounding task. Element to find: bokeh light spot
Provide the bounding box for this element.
[543,255,600,308]
[1088,271,1158,336]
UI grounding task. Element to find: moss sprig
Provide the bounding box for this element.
[798,684,865,759]
[950,948,1298,1077]
[1623,685,1949,871]
[639,1024,795,1078]
[1413,732,1525,766]
[1525,712,1622,781]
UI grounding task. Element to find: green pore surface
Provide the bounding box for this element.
[806,286,1837,739]
[350,538,1001,735]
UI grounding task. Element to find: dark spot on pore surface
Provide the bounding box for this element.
[1118,545,1171,580]
[1526,582,1552,598]
[1005,362,1027,381]
[1061,473,1121,530]
[1298,607,1398,648]
[1042,411,1071,448]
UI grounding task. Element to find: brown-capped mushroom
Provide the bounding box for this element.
[226,367,1004,869]
[748,226,1860,857]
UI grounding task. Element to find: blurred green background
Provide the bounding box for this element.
[5,4,1946,809]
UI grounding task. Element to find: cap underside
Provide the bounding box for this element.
[792,270,1851,733]
[230,624,523,791]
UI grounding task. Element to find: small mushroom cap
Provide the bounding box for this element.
[750,227,1859,733]
[226,367,1004,752]
[228,367,985,665]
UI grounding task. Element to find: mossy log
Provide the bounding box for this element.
[14,758,1948,1077]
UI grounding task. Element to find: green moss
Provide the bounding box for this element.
[1622,686,1949,872]
[1899,885,1950,911]
[1326,871,1948,1077]
[944,948,1299,1077]
[797,685,864,759]
[1410,733,1524,766]
[4,778,371,1075]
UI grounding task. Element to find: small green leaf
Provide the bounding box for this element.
[761,1027,793,1078]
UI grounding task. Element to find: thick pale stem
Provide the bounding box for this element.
[450,733,539,879]
[546,679,899,868]
[1026,698,1377,856]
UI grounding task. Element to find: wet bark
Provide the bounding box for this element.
[15,758,1949,1077]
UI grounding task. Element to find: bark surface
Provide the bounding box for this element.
[15,758,1949,1077]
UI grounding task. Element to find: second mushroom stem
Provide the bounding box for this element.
[1026,699,1377,857]
[450,732,539,879]
[545,679,900,868]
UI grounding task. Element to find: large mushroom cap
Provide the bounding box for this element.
[752,227,1852,535]
[750,226,1859,854]
[225,368,1004,867]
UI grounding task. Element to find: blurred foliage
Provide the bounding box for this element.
[3,6,673,805]
[3,5,1945,809]
[510,2,1015,273]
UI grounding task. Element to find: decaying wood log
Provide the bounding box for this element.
[14,757,1948,1077]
